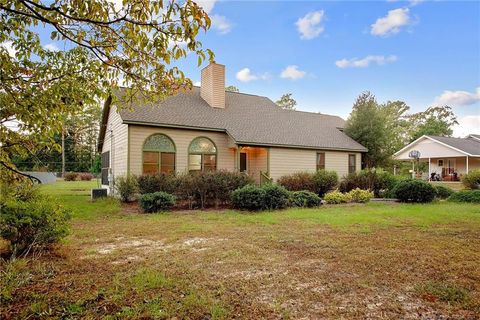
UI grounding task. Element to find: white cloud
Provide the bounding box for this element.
[408,0,424,7]
[280,65,306,80]
[371,8,411,36]
[296,10,325,40]
[236,68,269,82]
[335,55,397,68]
[44,43,59,51]
[387,0,424,6]
[195,0,217,14]
[1,41,17,57]
[210,14,232,34]
[433,87,480,106]
[453,115,480,137]
[193,81,201,86]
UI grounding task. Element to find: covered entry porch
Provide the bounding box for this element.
[420,156,479,181]
[233,145,271,184]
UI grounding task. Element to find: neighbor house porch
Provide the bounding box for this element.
[403,156,480,181]
[419,156,480,181]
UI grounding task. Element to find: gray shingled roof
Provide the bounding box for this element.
[428,135,480,155]
[113,87,367,152]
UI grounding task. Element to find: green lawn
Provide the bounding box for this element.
[2,180,480,319]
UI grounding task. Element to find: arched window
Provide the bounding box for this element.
[143,134,176,174]
[188,137,217,172]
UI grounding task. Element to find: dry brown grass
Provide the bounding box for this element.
[1,181,480,319]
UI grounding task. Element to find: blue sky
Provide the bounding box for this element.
[181,0,479,136]
[14,0,480,136]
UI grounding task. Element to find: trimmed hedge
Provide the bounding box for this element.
[137,173,177,194]
[231,185,267,211]
[391,179,436,203]
[63,172,78,181]
[278,170,338,197]
[461,169,480,189]
[262,184,290,210]
[323,191,352,204]
[434,185,454,199]
[339,169,402,198]
[347,188,374,203]
[139,192,176,213]
[137,171,254,209]
[290,191,321,208]
[448,190,480,203]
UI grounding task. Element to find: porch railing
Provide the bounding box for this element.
[260,171,273,185]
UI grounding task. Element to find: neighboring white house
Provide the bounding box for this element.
[394,135,480,181]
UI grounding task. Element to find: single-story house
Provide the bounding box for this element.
[393,134,480,181]
[98,62,367,188]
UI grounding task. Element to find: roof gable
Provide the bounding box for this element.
[394,135,480,159]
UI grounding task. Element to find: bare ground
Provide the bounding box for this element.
[2,202,480,319]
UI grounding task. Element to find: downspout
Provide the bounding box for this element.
[109,130,114,195]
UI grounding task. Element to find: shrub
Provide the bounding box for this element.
[231,185,267,211]
[391,179,436,203]
[339,169,400,198]
[290,191,321,208]
[139,192,176,213]
[347,188,374,203]
[78,172,94,181]
[137,173,177,195]
[434,185,454,199]
[175,173,197,209]
[278,172,316,192]
[63,172,78,181]
[262,184,290,210]
[115,175,138,202]
[173,171,254,209]
[461,169,480,189]
[208,170,255,207]
[323,190,351,204]
[278,170,337,197]
[312,170,338,197]
[448,190,480,203]
[0,184,71,255]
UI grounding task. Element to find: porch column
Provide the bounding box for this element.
[428,157,431,181]
[466,155,469,173]
[235,145,242,172]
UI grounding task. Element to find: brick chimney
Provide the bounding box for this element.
[200,62,225,108]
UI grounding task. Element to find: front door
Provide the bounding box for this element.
[240,153,247,173]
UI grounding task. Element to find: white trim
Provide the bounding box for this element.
[469,135,480,142]
[393,135,476,158]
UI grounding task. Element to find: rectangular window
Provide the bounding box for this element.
[188,154,202,172]
[348,154,356,174]
[160,152,175,174]
[203,154,217,172]
[437,159,444,167]
[316,152,325,171]
[240,153,247,172]
[101,151,110,185]
[143,151,159,175]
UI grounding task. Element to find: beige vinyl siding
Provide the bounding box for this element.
[129,125,235,175]
[324,151,362,177]
[269,148,362,181]
[102,105,128,180]
[269,148,317,181]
